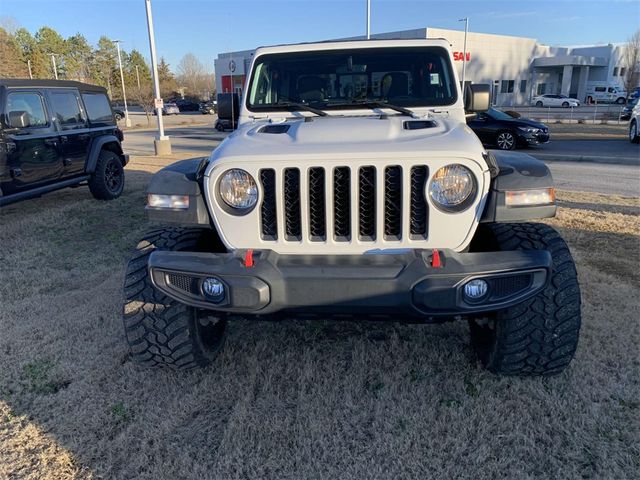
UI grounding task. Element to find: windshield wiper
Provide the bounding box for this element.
[274,100,328,117]
[331,99,416,117]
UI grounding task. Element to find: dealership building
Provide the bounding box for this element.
[214,27,631,106]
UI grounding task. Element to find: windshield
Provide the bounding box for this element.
[487,108,514,121]
[247,46,457,112]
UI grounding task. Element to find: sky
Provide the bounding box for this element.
[1,0,639,73]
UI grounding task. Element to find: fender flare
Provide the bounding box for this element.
[86,135,124,173]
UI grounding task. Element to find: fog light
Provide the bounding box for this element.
[464,279,489,301]
[202,277,225,303]
[147,194,190,209]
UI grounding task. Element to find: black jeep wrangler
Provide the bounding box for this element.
[0,79,128,206]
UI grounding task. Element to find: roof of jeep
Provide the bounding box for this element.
[253,38,452,57]
[0,79,107,92]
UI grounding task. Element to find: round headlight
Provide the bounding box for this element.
[219,169,258,210]
[429,164,476,212]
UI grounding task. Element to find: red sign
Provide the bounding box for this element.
[453,52,471,62]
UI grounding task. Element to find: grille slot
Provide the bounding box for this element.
[410,166,429,239]
[167,273,195,294]
[384,166,402,240]
[358,166,376,240]
[333,167,351,241]
[489,274,532,298]
[283,168,301,241]
[308,167,326,241]
[260,169,277,240]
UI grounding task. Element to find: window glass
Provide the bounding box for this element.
[500,80,514,94]
[613,67,619,76]
[49,90,84,127]
[247,47,457,111]
[6,92,48,127]
[519,79,527,94]
[81,92,113,123]
[536,83,547,95]
[620,67,626,77]
[595,86,606,92]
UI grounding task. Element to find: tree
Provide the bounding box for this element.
[65,33,92,81]
[14,27,48,78]
[35,26,67,78]
[0,27,29,77]
[126,49,151,88]
[623,30,640,100]
[177,53,209,98]
[93,36,118,99]
[157,57,178,98]
[132,84,155,126]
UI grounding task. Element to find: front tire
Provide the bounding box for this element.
[616,97,626,105]
[469,223,581,376]
[496,131,517,150]
[562,101,569,108]
[630,120,639,144]
[122,228,227,369]
[88,150,125,200]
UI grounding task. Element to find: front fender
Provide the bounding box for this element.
[146,158,213,228]
[86,135,125,173]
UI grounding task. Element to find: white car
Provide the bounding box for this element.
[532,94,580,108]
[629,102,640,143]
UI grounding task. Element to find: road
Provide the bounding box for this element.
[122,125,640,197]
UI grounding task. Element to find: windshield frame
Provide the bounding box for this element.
[245,46,458,114]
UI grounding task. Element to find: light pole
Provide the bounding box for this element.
[48,53,58,79]
[366,0,371,39]
[459,17,469,103]
[113,40,132,127]
[145,0,171,155]
[135,65,141,89]
[27,59,33,79]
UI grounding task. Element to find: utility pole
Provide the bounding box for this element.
[366,0,371,39]
[135,65,141,88]
[48,53,58,79]
[113,40,132,127]
[145,0,171,155]
[459,17,469,103]
[27,59,33,79]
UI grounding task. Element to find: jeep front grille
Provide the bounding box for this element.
[259,165,429,244]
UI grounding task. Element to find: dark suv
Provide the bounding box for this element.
[0,79,128,206]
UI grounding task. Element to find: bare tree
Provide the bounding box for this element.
[132,84,155,126]
[177,53,209,98]
[623,30,640,99]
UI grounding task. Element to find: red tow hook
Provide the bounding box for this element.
[244,249,255,268]
[431,249,442,268]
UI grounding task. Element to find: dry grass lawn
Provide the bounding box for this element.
[0,156,639,479]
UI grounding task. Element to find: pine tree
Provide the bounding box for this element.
[0,28,29,78]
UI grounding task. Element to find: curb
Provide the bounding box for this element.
[532,153,639,166]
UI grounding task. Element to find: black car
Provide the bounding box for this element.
[200,101,217,114]
[174,99,200,112]
[0,79,128,206]
[112,108,125,121]
[621,97,638,121]
[467,107,549,150]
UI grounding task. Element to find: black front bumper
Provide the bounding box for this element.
[148,249,550,319]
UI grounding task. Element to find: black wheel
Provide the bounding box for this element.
[616,97,626,105]
[114,113,123,121]
[122,228,227,370]
[216,122,224,132]
[630,120,639,144]
[562,101,569,108]
[586,96,593,104]
[496,131,517,150]
[469,223,581,376]
[535,101,543,107]
[88,150,125,200]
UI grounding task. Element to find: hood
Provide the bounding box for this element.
[508,118,548,130]
[210,115,485,161]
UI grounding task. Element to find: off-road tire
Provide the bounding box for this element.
[88,150,125,200]
[122,228,227,369]
[469,223,581,376]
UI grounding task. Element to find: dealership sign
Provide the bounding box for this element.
[453,52,471,62]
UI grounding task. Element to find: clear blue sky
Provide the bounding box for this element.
[2,0,639,73]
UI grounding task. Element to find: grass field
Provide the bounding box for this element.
[1,156,639,479]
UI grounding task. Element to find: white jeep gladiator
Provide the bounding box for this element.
[123,39,581,376]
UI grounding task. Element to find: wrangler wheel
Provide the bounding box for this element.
[89,150,125,200]
[469,223,581,376]
[122,228,227,369]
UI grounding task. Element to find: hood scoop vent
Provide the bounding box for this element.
[404,120,437,130]
[259,124,291,134]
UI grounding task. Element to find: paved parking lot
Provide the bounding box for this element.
[115,109,215,129]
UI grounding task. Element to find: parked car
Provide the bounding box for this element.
[154,102,180,115]
[200,101,217,115]
[214,93,238,131]
[175,99,200,112]
[0,79,128,206]
[532,94,580,108]
[629,87,640,100]
[467,107,549,150]
[585,84,627,104]
[621,97,639,121]
[122,39,581,378]
[112,108,125,121]
[629,102,640,144]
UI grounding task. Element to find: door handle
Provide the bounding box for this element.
[78,134,91,140]
[44,138,59,146]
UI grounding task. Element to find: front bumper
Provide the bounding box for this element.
[522,132,550,145]
[148,249,551,319]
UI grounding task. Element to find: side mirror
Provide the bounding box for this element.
[465,84,491,113]
[216,93,240,127]
[8,111,30,129]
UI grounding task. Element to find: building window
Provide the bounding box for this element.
[613,67,619,76]
[500,80,515,94]
[620,67,627,77]
[537,83,547,95]
[520,80,527,94]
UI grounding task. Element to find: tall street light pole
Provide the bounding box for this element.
[135,65,141,89]
[366,0,371,39]
[145,0,171,155]
[459,17,469,103]
[48,53,58,79]
[113,40,132,127]
[27,59,33,79]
